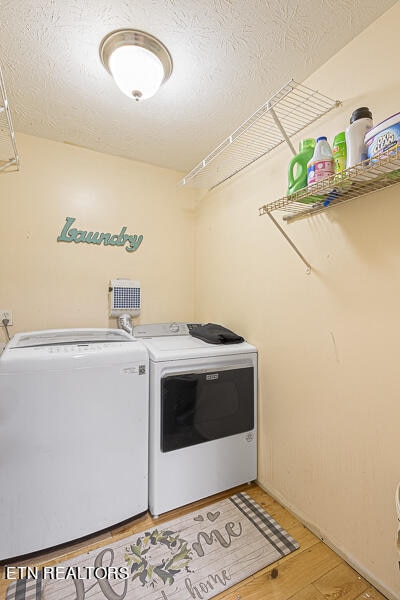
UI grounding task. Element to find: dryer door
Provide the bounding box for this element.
[161,365,254,452]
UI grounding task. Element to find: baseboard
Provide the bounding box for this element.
[256,480,397,600]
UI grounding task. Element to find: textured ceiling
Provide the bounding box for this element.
[0,0,397,173]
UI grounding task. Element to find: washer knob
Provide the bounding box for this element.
[169,322,180,333]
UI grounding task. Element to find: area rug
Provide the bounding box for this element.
[6,492,299,600]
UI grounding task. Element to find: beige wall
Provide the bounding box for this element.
[0,133,198,341]
[195,4,400,599]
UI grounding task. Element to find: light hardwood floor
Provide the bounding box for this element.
[0,483,387,600]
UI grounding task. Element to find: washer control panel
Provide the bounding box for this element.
[133,322,202,338]
[44,342,125,354]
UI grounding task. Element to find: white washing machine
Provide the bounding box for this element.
[0,328,149,559]
[133,323,257,517]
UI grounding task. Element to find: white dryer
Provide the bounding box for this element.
[0,328,149,559]
[133,323,257,517]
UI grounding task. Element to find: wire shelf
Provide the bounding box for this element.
[258,146,400,223]
[0,65,19,173]
[180,79,340,190]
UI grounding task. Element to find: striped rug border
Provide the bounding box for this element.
[229,491,299,556]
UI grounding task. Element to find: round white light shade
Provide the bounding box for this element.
[109,45,164,100]
[100,30,173,101]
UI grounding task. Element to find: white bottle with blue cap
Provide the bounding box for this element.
[307,136,334,185]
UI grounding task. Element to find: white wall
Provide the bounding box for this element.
[194,4,400,598]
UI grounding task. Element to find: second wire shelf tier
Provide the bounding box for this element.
[0,65,18,173]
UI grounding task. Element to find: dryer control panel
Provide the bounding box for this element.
[133,322,201,338]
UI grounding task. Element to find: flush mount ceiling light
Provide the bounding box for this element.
[99,29,173,101]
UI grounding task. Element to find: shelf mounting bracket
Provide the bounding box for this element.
[268,107,297,156]
[267,212,311,273]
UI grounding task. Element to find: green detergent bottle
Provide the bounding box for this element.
[287,138,316,195]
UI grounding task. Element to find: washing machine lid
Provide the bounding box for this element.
[140,335,257,361]
[8,328,133,349]
[1,328,147,372]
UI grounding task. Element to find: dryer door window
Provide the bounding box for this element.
[161,366,254,452]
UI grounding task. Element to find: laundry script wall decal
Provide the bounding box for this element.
[57,217,143,253]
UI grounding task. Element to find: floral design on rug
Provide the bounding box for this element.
[124,528,193,587]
